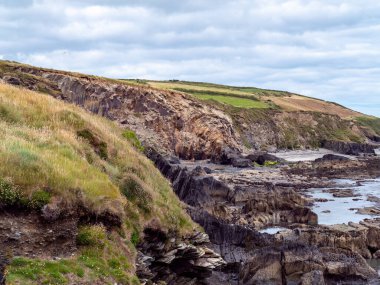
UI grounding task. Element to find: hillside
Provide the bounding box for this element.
[134,80,363,118]
[1,60,379,157]
[0,82,200,284]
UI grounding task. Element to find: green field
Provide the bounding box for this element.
[145,80,284,109]
[192,93,269,108]
[147,80,291,97]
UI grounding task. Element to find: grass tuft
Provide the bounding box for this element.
[122,130,144,152]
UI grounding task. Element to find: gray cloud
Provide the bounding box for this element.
[0,0,379,116]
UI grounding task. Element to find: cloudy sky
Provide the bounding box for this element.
[1,0,380,116]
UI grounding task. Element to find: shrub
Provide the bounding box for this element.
[121,176,151,214]
[76,225,107,247]
[0,179,21,206]
[28,190,51,210]
[77,129,108,160]
[130,230,139,247]
[122,130,144,152]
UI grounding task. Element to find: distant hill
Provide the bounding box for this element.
[1,60,379,154]
[124,79,364,119]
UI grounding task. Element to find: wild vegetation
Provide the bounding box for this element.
[0,83,195,284]
[356,116,380,136]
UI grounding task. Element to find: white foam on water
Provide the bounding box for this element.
[259,227,288,235]
[270,149,355,162]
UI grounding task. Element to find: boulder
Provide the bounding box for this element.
[214,148,252,168]
[246,152,284,165]
[315,154,350,163]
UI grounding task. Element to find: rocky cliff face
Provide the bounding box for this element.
[222,106,374,151]
[1,61,378,159]
[1,64,240,160]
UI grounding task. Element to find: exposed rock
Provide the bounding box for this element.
[239,248,284,285]
[0,211,77,259]
[3,67,241,160]
[41,196,64,221]
[246,151,284,165]
[137,227,226,285]
[373,250,380,258]
[240,244,377,285]
[315,153,350,163]
[300,270,325,285]
[322,188,360,198]
[368,135,380,143]
[212,148,252,168]
[315,198,329,203]
[322,140,376,156]
[288,157,380,180]
[2,75,21,85]
[356,207,380,215]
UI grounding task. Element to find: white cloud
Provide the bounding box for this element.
[0,0,379,116]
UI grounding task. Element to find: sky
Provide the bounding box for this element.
[0,0,379,116]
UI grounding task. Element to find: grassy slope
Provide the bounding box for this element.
[0,83,195,284]
[356,116,380,136]
[144,80,363,119]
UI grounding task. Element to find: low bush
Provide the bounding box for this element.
[122,130,144,152]
[77,129,108,160]
[0,179,21,206]
[28,190,51,210]
[76,225,107,247]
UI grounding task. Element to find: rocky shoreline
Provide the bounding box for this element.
[144,148,380,284]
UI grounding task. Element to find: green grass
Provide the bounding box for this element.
[122,130,144,152]
[148,80,291,97]
[145,80,286,109]
[192,93,269,108]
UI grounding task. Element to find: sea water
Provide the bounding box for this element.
[308,178,380,225]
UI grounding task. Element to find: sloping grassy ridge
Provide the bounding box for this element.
[0,83,195,284]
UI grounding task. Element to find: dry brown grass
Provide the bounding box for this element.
[262,95,362,118]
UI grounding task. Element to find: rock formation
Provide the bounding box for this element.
[322,140,377,155]
[2,65,241,160]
